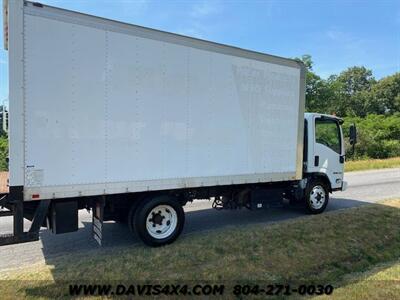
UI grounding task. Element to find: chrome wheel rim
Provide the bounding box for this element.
[146,205,178,239]
[309,185,326,210]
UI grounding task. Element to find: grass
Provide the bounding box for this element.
[317,260,400,299]
[345,156,400,172]
[0,199,399,299]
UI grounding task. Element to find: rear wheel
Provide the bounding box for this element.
[305,179,329,214]
[130,195,185,247]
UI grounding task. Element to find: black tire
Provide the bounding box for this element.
[304,179,329,214]
[130,195,185,247]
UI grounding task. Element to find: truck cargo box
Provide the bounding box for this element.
[7,1,305,201]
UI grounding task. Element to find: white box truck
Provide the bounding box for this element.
[1,0,356,246]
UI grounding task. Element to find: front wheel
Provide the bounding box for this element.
[305,180,329,214]
[131,195,185,247]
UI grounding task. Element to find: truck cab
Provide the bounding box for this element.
[304,113,347,192]
[296,112,356,214]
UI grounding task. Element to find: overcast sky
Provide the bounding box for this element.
[1,0,399,101]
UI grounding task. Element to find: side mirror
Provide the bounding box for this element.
[349,124,357,145]
[348,123,357,157]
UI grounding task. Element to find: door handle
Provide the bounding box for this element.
[314,156,319,167]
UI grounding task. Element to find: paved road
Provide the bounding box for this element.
[0,168,399,271]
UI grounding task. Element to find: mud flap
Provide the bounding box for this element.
[92,196,105,246]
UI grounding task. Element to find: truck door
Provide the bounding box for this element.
[313,117,344,190]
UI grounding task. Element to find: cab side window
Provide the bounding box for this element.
[315,119,341,154]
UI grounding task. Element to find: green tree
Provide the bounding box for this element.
[329,66,375,117]
[366,73,400,114]
[343,113,400,159]
[0,135,8,171]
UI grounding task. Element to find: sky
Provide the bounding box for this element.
[1,0,399,102]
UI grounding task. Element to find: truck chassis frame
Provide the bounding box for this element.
[0,180,306,246]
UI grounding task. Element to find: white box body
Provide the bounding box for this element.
[7,1,305,200]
